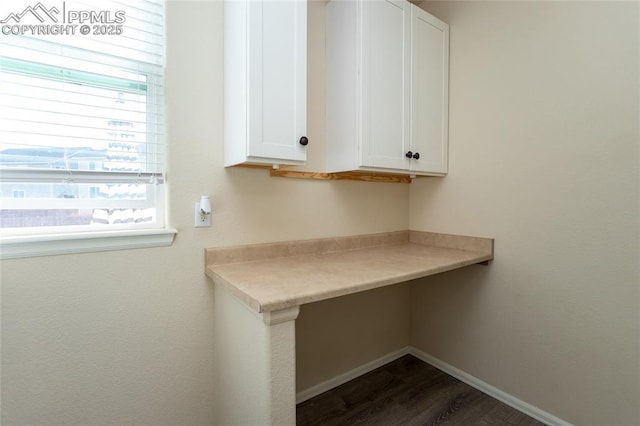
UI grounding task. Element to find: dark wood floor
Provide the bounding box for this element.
[297,355,546,426]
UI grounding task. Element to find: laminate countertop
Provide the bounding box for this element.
[205,231,494,314]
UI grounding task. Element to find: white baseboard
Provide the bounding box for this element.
[295,347,410,404]
[408,347,571,426]
[296,345,570,426]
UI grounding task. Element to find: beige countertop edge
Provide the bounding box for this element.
[208,271,264,313]
[205,247,493,314]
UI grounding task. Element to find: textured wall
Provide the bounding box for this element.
[296,283,411,393]
[0,1,409,424]
[213,284,297,425]
[409,2,640,424]
[3,1,635,424]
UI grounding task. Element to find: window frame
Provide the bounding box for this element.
[0,228,176,259]
[0,1,175,258]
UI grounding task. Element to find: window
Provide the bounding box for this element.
[0,0,174,258]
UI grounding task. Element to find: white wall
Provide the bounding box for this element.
[3,1,637,425]
[0,1,409,424]
[296,283,410,392]
[410,1,640,424]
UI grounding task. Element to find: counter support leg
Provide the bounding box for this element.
[214,283,299,425]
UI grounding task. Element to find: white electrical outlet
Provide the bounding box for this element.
[194,201,211,227]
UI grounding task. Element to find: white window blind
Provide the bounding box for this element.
[0,0,166,235]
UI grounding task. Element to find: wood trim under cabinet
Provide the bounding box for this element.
[228,164,429,184]
[270,169,418,184]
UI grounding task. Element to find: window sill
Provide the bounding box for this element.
[0,228,177,260]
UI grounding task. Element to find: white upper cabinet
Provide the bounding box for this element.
[325,0,449,176]
[361,0,411,171]
[225,0,308,167]
[411,6,449,174]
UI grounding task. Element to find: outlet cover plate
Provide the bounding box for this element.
[194,202,211,227]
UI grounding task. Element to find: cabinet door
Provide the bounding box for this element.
[360,0,411,170]
[410,6,449,174]
[247,1,307,163]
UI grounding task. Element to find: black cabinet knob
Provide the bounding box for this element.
[299,136,309,146]
[412,152,420,160]
[405,151,413,159]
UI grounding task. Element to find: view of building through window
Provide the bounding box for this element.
[0,0,165,234]
[0,58,159,230]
